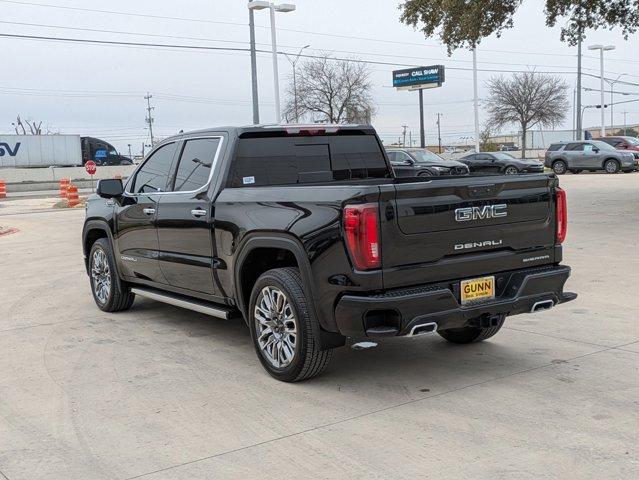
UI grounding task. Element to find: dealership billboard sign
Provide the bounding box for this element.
[392,65,445,90]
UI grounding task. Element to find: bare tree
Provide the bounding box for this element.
[12,115,43,135]
[283,54,376,124]
[485,72,568,157]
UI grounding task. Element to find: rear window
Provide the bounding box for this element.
[547,143,563,151]
[229,133,390,187]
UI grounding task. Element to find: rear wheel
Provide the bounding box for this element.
[89,238,135,312]
[552,160,567,175]
[249,267,332,382]
[604,159,620,174]
[438,315,505,344]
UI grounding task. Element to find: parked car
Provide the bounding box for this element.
[458,152,544,175]
[500,145,519,152]
[599,136,639,160]
[83,124,575,382]
[544,140,638,174]
[386,148,469,176]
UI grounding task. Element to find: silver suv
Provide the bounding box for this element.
[545,140,638,174]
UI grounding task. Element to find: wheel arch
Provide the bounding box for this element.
[82,220,117,276]
[233,234,345,350]
[602,157,620,169]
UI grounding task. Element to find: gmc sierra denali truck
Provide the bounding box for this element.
[82,125,576,382]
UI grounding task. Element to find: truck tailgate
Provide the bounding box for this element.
[379,175,558,289]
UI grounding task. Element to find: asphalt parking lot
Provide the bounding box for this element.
[1,173,638,480]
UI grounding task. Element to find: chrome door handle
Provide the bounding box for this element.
[142,208,156,215]
[190,209,207,218]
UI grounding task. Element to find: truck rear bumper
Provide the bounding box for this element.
[334,265,576,339]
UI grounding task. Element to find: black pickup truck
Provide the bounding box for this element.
[83,125,576,382]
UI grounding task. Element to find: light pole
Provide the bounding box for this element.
[127,144,132,158]
[284,44,309,123]
[248,0,260,124]
[588,44,615,138]
[472,46,480,153]
[606,73,626,130]
[248,2,296,123]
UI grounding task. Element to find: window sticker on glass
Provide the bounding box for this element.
[243,176,255,185]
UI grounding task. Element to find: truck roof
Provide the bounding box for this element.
[161,124,376,143]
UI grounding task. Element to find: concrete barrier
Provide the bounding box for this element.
[0,165,136,183]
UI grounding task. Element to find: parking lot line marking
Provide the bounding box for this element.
[123,343,624,480]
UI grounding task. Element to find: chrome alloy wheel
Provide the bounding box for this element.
[91,248,111,304]
[504,166,519,175]
[254,286,298,368]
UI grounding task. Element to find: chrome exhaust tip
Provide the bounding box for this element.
[408,322,438,337]
[531,300,554,313]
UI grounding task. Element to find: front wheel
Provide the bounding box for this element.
[504,166,519,175]
[249,268,333,382]
[89,238,135,312]
[438,315,505,344]
[552,160,567,175]
[604,159,620,174]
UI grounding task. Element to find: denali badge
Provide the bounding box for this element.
[455,204,507,222]
[120,256,138,262]
[454,240,503,251]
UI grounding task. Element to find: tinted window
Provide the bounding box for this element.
[462,154,476,161]
[230,134,389,187]
[564,143,583,151]
[476,154,493,160]
[547,143,563,151]
[132,143,176,193]
[386,151,397,162]
[172,138,221,192]
[394,151,413,163]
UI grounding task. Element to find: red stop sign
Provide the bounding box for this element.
[85,160,97,175]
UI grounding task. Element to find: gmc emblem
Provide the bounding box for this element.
[455,204,507,222]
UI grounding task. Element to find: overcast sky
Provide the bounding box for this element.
[1,0,638,154]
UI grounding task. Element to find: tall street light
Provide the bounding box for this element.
[588,44,615,138]
[247,1,296,123]
[284,44,310,123]
[606,73,626,130]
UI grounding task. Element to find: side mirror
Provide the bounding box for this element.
[97,178,124,198]
[593,148,600,153]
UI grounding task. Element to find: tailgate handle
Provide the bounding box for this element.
[468,184,496,198]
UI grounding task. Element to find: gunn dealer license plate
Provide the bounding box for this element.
[460,276,495,305]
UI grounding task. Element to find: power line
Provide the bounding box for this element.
[4,0,639,66]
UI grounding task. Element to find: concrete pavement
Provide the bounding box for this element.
[0,174,638,479]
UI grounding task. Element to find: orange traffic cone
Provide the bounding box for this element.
[59,178,70,198]
[66,184,79,207]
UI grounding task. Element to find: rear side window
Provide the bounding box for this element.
[547,143,563,151]
[132,143,176,194]
[230,134,389,187]
[171,138,221,192]
[564,143,584,151]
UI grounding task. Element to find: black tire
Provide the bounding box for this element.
[552,160,567,175]
[438,315,505,344]
[604,159,620,174]
[248,267,332,382]
[504,166,519,175]
[417,171,433,177]
[89,238,135,312]
[570,169,583,174]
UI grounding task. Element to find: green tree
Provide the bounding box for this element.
[399,0,639,52]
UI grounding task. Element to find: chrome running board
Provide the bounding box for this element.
[131,287,235,319]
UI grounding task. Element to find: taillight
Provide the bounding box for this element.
[343,203,381,270]
[556,187,567,243]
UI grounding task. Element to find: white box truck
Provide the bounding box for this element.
[0,135,131,168]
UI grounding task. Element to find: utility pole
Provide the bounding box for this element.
[401,125,408,147]
[588,44,615,138]
[436,113,442,153]
[248,0,260,124]
[576,37,582,140]
[472,46,480,153]
[144,93,155,146]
